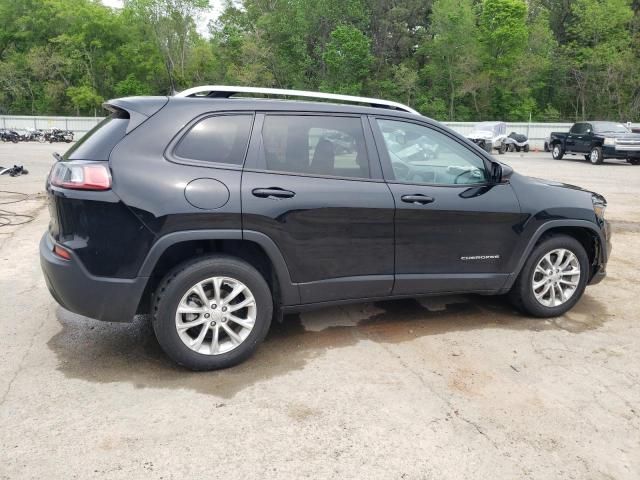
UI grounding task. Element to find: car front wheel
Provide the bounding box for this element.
[589,146,604,165]
[551,143,564,160]
[509,235,589,318]
[152,255,273,370]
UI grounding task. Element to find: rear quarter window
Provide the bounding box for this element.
[172,115,254,166]
[64,110,129,161]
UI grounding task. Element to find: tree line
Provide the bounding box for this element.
[1,0,639,122]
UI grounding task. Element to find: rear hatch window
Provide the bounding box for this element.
[63,109,129,161]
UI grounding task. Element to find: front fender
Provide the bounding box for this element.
[503,219,607,291]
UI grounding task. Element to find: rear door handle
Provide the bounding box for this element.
[401,194,434,205]
[252,187,296,199]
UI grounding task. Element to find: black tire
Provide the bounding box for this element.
[628,158,640,166]
[589,146,604,165]
[152,254,273,371]
[498,142,506,154]
[523,144,530,152]
[483,141,493,153]
[584,155,591,161]
[509,235,589,318]
[544,142,550,152]
[551,143,564,160]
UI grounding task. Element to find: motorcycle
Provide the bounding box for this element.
[23,128,46,142]
[0,129,20,143]
[46,128,74,143]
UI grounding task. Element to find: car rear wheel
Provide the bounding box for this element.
[509,235,589,318]
[523,144,530,152]
[551,143,564,160]
[152,255,273,370]
[498,142,506,154]
[589,146,604,165]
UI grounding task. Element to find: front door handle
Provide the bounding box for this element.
[401,194,434,205]
[252,187,296,199]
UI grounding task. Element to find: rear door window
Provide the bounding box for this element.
[173,114,254,165]
[261,115,370,179]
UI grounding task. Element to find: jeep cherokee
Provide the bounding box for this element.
[40,86,611,370]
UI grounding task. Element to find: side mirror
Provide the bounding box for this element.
[491,162,513,183]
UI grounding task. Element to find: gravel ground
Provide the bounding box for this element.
[0,143,638,480]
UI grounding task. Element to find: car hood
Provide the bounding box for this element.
[526,176,590,192]
[522,174,606,203]
[597,132,640,141]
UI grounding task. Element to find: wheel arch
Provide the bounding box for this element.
[504,220,604,291]
[136,230,299,314]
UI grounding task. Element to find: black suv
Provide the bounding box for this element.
[40,86,611,370]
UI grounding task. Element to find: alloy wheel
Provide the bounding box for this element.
[175,276,257,355]
[531,248,581,308]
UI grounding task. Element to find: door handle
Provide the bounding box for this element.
[401,194,434,205]
[252,187,296,199]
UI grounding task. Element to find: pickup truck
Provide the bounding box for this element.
[549,121,640,165]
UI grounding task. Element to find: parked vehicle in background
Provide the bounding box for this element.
[549,121,640,165]
[544,135,551,152]
[0,129,20,143]
[40,86,611,370]
[505,132,530,152]
[466,121,508,154]
[23,128,46,142]
[45,128,74,143]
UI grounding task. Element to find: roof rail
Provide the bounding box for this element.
[174,85,420,115]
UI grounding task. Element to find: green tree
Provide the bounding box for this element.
[320,26,373,94]
[422,0,482,120]
[478,0,533,119]
[66,85,103,115]
[564,0,635,119]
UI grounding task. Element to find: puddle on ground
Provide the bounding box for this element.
[47,293,610,398]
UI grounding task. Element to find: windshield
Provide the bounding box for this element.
[593,122,630,134]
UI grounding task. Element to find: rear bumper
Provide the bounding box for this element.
[40,234,147,322]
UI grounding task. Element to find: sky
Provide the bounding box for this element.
[100,0,222,35]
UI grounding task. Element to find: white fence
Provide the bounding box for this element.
[0,115,103,137]
[1,115,638,147]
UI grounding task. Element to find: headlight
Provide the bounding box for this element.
[603,137,616,146]
[592,194,607,220]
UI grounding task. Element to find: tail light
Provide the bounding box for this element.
[53,244,72,260]
[49,162,111,190]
